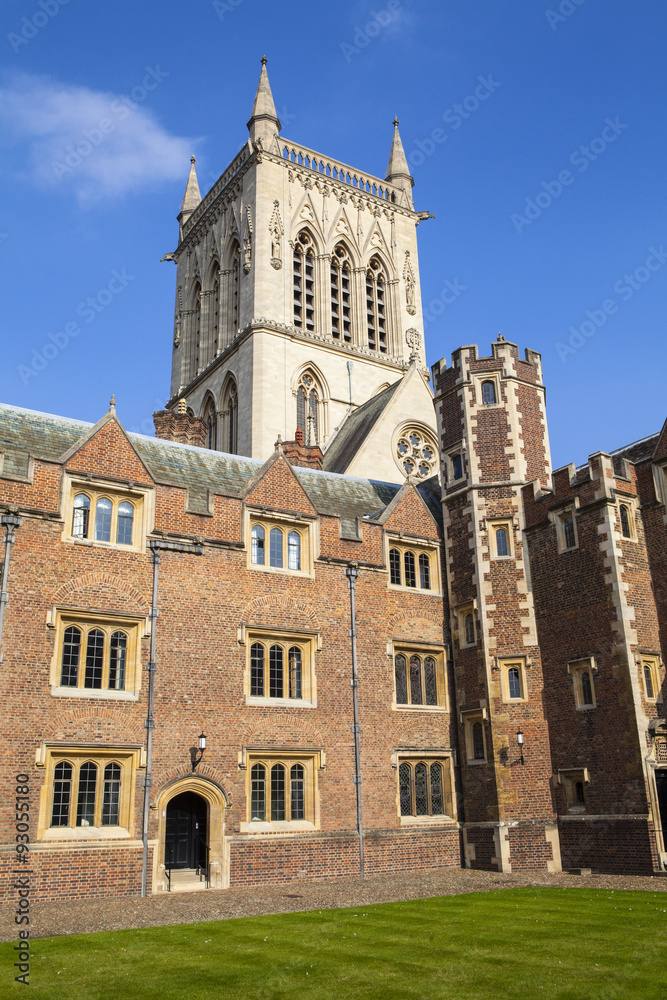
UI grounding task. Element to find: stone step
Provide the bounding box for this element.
[165,868,209,893]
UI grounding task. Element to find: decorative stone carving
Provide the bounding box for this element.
[405,327,421,350]
[243,206,253,274]
[404,251,416,314]
[269,200,283,270]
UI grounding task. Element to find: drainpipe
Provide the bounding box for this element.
[141,537,204,898]
[345,562,364,877]
[0,510,23,665]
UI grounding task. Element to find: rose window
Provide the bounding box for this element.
[395,428,438,480]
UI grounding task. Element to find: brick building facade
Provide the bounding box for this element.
[0,63,665,902]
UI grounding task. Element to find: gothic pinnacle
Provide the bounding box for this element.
[247,55,281,144]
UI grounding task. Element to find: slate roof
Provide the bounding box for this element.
[0,403,442,527]
[321,380,401,474]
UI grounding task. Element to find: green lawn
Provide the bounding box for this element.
[3,887,666,999]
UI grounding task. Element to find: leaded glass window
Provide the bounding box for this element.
[404,551,416,588]
[290,764,305,820]
[84,629,105,688]
[464,613,475,646]
[250,642,264,696]
[51,761,72,826]
[563,515,576,550]
[389,548,401,586]
[424,657,437,706]
[288,646,302,700]
[102,762,121,825]
[399,762,412,816]
[76,761,97,827]
[269,644,283,698]
[507,666,521,699]
[108,631,127,691]
[430,763,444,815]
[251,524,265,565]
[271,764,286,821]
[395,653,408,705]
[94,498,112,542]
[620,505,631,538]
[398,759,450,818]
[250,763,265,821]
[644,663,655,700]
[496,527,509,557]
[296,371,320,445]
[287,531,301,571]
[419,553,431,590]
[116,502,134,545]
[61,626,81,686]
[581,670,593,706]
[409,655,423,705]
[481,380,496,405]
[472,721,485,760]
[269,527,283,568]
[72,493,90,538]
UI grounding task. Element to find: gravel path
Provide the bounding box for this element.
[2,867,666,942]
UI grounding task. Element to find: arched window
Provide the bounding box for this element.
[581,669,593,706]
[269,644,283,697]
[211,270,220,358]
[330,244,352,341]
[251,524,265,565]
[430,763,444,814]
[399,762,412,815]
[464,613,475,646]
[94,498,112,542]
[409,655,422,705]
[72,493,90,538]
[269,527,283,568]
[229,243,241,339]
[109,631,127,691]
[222,377,238,454]
[61,625,81,686]
[399,760,447,817]
[193,281,202,375]
[116,501,134,545]
[414,762,428,814]
[395,653,408,704]
[296,370,320,445]
[202,397,217,451]
[76,761,97,827]
[404,551,416,588]
[293,231,316,331]
[290,763,305,820]
[102,762,122,825]
[288,646,302,699]
[644,662,655,700]
[620,504,631,538]
[563,514,576,549]
[419,553,431,590]
[250,763,266,821]
[287,531,301,570]
[366,257,387,352]
[389,548,401,586]
[271,764,286,820]
[250,642,264,696]
[424,656,437,705]
[452,454,463,480]
[507,666,521,699]
[495,527,509,557]
[85,629,105,688]
[51,761,73,827]
[472,721,485,760]
[481,380,496,405]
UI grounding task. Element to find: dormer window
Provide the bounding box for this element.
[67,482,147,551]
[388,542,439,592]
[248,515,312,576]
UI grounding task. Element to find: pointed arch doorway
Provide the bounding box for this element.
[165,791,207,871]
[154,775,228,892]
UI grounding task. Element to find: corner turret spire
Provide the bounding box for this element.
[247,55,281,149]
[177,155,201,240]
[386,117,414,209]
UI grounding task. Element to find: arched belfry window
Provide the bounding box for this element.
[293,231,316,332]
[296,370,320,445]
[366,256,387,353]
[221,377,238,454]
[192,281,202,376]
[211,265,220,359]
[330,244,352,342]
[230,243,241,338]
[202,396,217,451]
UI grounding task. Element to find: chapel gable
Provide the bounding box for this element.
[240,450,317,517]
[61,412,154,486]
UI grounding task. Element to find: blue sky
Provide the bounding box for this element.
[0,0,665,469]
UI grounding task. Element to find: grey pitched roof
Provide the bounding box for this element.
[322,381,401,475]
[0,403,442,526]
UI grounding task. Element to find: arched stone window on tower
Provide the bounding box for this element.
[330,244,352,342]
[366,256,388,353]
[202,395,217,451]
[190,281,202,377]
[221,377,238,454]
[211,267,220,359]
[293,231,316,332]
[296,370,320,446]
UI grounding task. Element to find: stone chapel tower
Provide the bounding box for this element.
[162,58,438,484]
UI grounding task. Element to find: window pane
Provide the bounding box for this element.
[288,646,302,699]
[464,614,475,645]
[575,781,586,805]
[269,644,283,698]
[620,506,631,538]
[287,531,301,571]
[94,498,112,542]
[404,551,416,588]
[271,764,286,821]
[250,763,265,821]
[72,494,90,538]
[61,626,81,686]
[481,380,496,405]
[109,632,127,690]
[76,762,97,826]
[409,655,422,705]
[472,721,485,760]
[251,525,265,565]
[116,502,134,545]
[644,663,655,699]
[496,528,508,557]
[453,454,463,480]
[290,763,305,821]
[581,670,593,706]
[399,762,412,816]
[102,762,121,825]
[250,643,264,697]
[424,657,438,706]
[419,553,430,590]
[269,528,283,568]
[414,763,428,815]
[563,515,575,549]
[84,629,105,688]
[389,548,401,586]
[508,667,521,699]
[395,654,408,705]
[51,761,72,826]
[430,763,444,815]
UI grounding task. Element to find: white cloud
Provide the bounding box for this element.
[0,70,195,205]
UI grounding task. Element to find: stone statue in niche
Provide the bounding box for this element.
[404,252,417,315]
[269,200,284,270]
